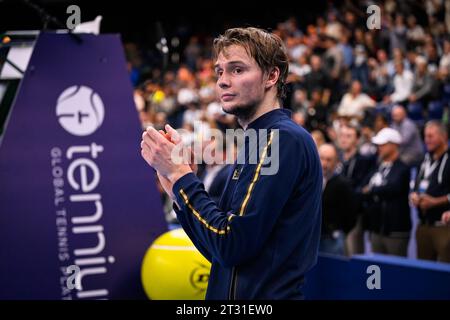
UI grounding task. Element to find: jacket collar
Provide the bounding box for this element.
[246,108,291,130]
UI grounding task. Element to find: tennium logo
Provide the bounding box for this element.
[52,85,111,299]
[56,85,105,136]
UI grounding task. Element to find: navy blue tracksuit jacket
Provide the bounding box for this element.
[172,108,322,300]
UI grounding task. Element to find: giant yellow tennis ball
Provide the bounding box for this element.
[141,228,211,300]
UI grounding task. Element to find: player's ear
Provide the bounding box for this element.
[265,67,280,89]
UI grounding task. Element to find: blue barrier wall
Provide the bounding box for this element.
[304,253,450,299]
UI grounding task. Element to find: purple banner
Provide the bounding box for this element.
[0,32,167,299]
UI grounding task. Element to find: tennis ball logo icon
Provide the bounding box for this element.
[56,85,105,136]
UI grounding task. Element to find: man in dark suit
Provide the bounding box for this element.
[319,143,356,256]
[338,124,376,255]
[361,128,411,257]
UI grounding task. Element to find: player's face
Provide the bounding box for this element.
[214,45,266,120]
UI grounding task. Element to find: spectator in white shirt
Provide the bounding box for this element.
[406,15,425,43]
[384,61,414,104]
[338,80,376,119]
[289,54,312,79]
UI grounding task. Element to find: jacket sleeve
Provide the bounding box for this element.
[173,202,213,262]
[171,130,305,268]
